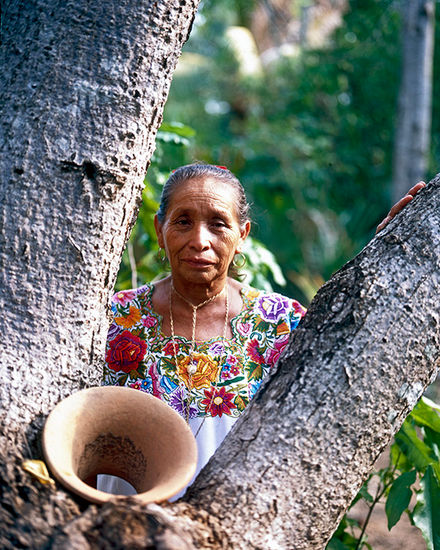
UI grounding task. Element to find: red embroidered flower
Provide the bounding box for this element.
[201,386,237,417]
[162,341,179,355]
[106,331,147,373]
[247,339,264,364]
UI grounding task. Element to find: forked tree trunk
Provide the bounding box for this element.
[1,2,440,549]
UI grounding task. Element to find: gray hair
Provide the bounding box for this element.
[156,163,251,227]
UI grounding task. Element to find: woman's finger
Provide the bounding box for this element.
[388,195,413,217]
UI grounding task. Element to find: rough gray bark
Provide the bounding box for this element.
[1,1,440,549]
[188,175,440,548]
[0,0,199,546]
[392,0,435,202]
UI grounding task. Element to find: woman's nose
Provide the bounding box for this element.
[190,223,211,250]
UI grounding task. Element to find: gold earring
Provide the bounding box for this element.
[157,247,168,264]
[232,252,246,269]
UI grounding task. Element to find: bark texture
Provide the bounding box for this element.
[392,0,435,202]
[0,0,199,547]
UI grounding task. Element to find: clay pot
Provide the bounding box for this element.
[42,386,197,504]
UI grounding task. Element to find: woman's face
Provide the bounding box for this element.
[154,177,250,287]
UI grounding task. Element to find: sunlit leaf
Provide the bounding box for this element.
[159,121,196,138]
[411,398,440,433]
[394,420,436,471]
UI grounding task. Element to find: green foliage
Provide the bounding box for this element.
[163,0,432,304]
[413,466,440,550]
[327,397,440,549]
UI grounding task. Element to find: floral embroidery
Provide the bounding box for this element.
[114,306,142,328]
[247,339,264,364]
[202,387,237,417]
[102,284,305,420]
[177,354,219,389]
[106,331,147,373]
[257,294,291,322]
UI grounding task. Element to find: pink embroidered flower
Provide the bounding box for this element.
[141,315,157,328]
[265,336,289,366]
[292,300,307,317]
[129,381,142,390]
[247,339,264,364]
[148,361,164,399]
[221,362,241,380]
[113,290,137,307]
[237,321,252,337]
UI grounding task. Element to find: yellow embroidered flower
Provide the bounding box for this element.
[178,353,219,389]
[247,289,260,300]
[113,306,142,329]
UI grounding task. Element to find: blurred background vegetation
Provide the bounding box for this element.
[117,0,439,308]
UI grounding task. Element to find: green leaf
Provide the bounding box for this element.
[423,427,440,460]
[394,420,437,472]
[158,121,196,138]
[410,398,440,433]
[412,465,440,550]
[390,441,413,472]
[385,469,416,530]
[248,362,263,381]
[326,538,354,550]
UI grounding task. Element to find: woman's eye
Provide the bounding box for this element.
[176,219,190,226]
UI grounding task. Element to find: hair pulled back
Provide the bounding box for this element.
[156,163,251,227]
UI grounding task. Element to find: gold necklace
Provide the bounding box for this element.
[168,281,229,429]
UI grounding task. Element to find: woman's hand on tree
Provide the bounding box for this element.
[375,181,426,234]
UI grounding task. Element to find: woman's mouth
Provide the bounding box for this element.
[182,258,215,268]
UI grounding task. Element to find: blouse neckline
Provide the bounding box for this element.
[144,283,255,345]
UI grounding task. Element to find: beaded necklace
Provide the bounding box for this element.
[169,281,229,431]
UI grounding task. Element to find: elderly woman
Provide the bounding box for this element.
[101,163,425,495]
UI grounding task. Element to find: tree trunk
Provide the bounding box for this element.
[1,2,440,549]
[392,0,435,202]
[0,0,199,546]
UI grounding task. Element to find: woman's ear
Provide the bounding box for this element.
[236,220,251,253]
[154,215,165,248]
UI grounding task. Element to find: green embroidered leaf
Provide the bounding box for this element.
[385,469,416,530]
[115,303,130,316]
[118,374,128,386]
[235,394,248,411]
[137,364,146,377]
[216,376,244,387]
[128,369,139,380]
[161,357,177,371]
[253,318,271,332]
[394,420,436,471]
[412,465,440,550]
[248,362,263,381]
